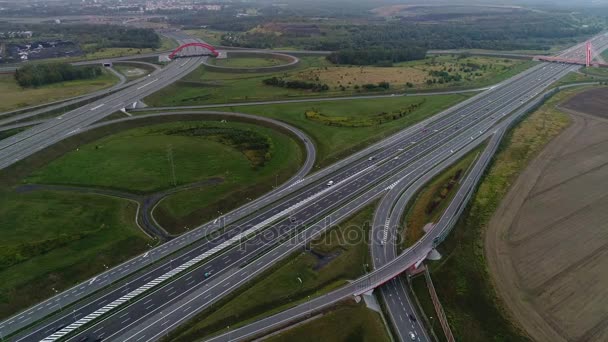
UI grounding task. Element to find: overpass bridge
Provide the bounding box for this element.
[535,38,608,68]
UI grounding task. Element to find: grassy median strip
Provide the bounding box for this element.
[209,56,287,68]
[421,86,585,341]
[165,203,378,341]
[400,145,484,249]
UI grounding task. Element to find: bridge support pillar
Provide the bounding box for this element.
[427,248,442,261]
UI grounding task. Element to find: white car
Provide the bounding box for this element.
[326,180,334,186]
[409,331,416,340]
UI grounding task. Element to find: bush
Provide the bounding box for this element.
[263,77,329,92]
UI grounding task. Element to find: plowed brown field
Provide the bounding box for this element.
[486,87,608,342]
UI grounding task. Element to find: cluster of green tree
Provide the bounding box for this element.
[326,47,426,65]
[360,81,391,90]
[214,9,603,56]
[165,126,272,168]
[0,23,160,50]
[304,101,424,127]
[428,70,463,83]
[426,169,463,214]
[170,8,266,32]
[15,63,103,87]
[262,76,329,91]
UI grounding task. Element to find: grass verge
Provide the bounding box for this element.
[165,203,377,341]
[422,86,586,341]
[210,56,286,68]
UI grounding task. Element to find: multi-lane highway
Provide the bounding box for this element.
[1,32,605,342]
[201,70,589,342]
[0,60,161,128]
[35,62,576,342]
[369,33,608,342]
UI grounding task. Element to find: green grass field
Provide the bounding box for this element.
[24,120,303,232]
[201,94,468,167]
[0,190,150,319]
[210,56,286,68]
[144,55,528,107]
[25,121,301,193]
[582,66,608,78]
[555,71,599,86]
[266,303,391,342]
[154,123,302,231]
[166,204,376,341]
[0,69,118,112]
[423,87,582,341]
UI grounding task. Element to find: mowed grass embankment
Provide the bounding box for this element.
[0,69,117,112]
[113,62,156,81]
[165,204,380,341]
[209,56,286,68]
[144,55,531,107]
[401,146,483,248]
[202,94,468,167]
[581,66,608,78]
[421,87,584,341]
[25,120,303,232]
[0,190,150,319]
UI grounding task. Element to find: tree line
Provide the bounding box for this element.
[0,23,161,50]
[326,47,427,65]
[15,63,103,87]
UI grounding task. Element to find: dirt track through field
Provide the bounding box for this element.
[486,88,608,342]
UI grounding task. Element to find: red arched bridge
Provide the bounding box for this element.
[169,42,219,59]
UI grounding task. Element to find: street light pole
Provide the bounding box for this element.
[52,287,63,312]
